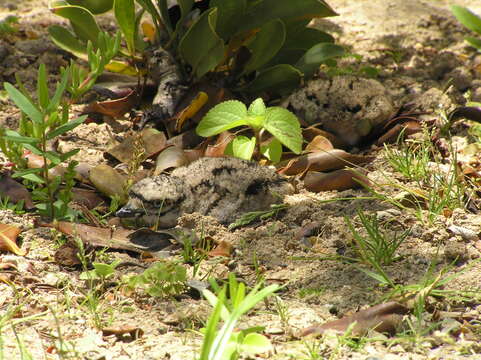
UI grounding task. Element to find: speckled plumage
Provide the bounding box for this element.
[117,157,293,228]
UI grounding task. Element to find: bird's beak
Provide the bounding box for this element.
[116,206,142,218]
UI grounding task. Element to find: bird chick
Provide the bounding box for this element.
[117,157,293,228]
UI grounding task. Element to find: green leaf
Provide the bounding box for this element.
[241,64,302,96]
[179,8,225,79]
[295,42,345,78]
[22,173,46,184]
[37,64,49,110]
[230,136,256,160]
[466,36,481,50]
[263,107,302,154]
[196,100,248,137]
[260,138,282,163]
[51,4,101,45]
[241,333,272,355]
[46,116,86,140]
[66,0,113,14]
[452,5,481,35]
[4,83,43,124]
[248,98,266,116]
[243,19,286,74]
[2,130,40,144]
[238,0,337,32]
[210,0,246,40]
[47,70,69,113]
[114,0,136,55]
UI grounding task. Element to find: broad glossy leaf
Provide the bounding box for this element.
[238,0,337,32]
[243,19,285,74]
[241,333,272,355]
[241,64,301,96]
[264,107,302,154]
[66,0,113,14]
[114,0,136,55]
[260,138,282,163]
[451,5,481,35]
[4,83,43,124]
[296,43,344,77]
[230,136,256,160]
[210,0,246,39]
[248,98,266,116]
[51,4,100,45]
[196,100,248,137]
[179,8,225,79]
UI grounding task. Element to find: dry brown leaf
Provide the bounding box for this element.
[303,127,348,149]
[174,91,208,133]
[304,135,334,153]
[278,150,373,176]
[83,89,138,118]
[0,223,26,256]
[71,188,105,209]
[23,151,66,179]
[88,164,127,202]
[304,169,371,192]
[208,240,232,258]
[154,146,189,175]
[45,222,175,254]
[107,128,167,163]
[301,302,408,337]
[375,120,422,145]
[205,131,235,157]
[54,241,83,266]
[102,325,144,339]
[0,173,34,209]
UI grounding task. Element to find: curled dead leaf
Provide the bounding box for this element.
[305,135,334,153]
[83,89,138,119]
[205,131,235,157]
[208,240,232,258]
[0,173,34,209]
[279,150,373,176]
[375,120,422,145]
[23,151,66,179]
[45,222,176,255]
[71,188,105,209]
[107,128,167,163]
[301,302,408,337]
[304,169,371,192]
[89,164,127,202]
[102,325,144,340]
[154,146,189,175]
[0,223,26,256]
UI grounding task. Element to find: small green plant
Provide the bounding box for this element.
[0,196,26,214]
[197,98,301,161]
[1,32,119,220]
[79,260,121,282]
[452,5,481,51]
[345,209,409,267]
[126,261,187,298]
[199,274,279,360]
[0,15,19,36]
[384,138,431,183]
[49,0,344,97]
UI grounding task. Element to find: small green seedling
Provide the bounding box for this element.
[199,274,278,360]
[197,98,302,162]
[452,5,481,51]
[126,261,187,298]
